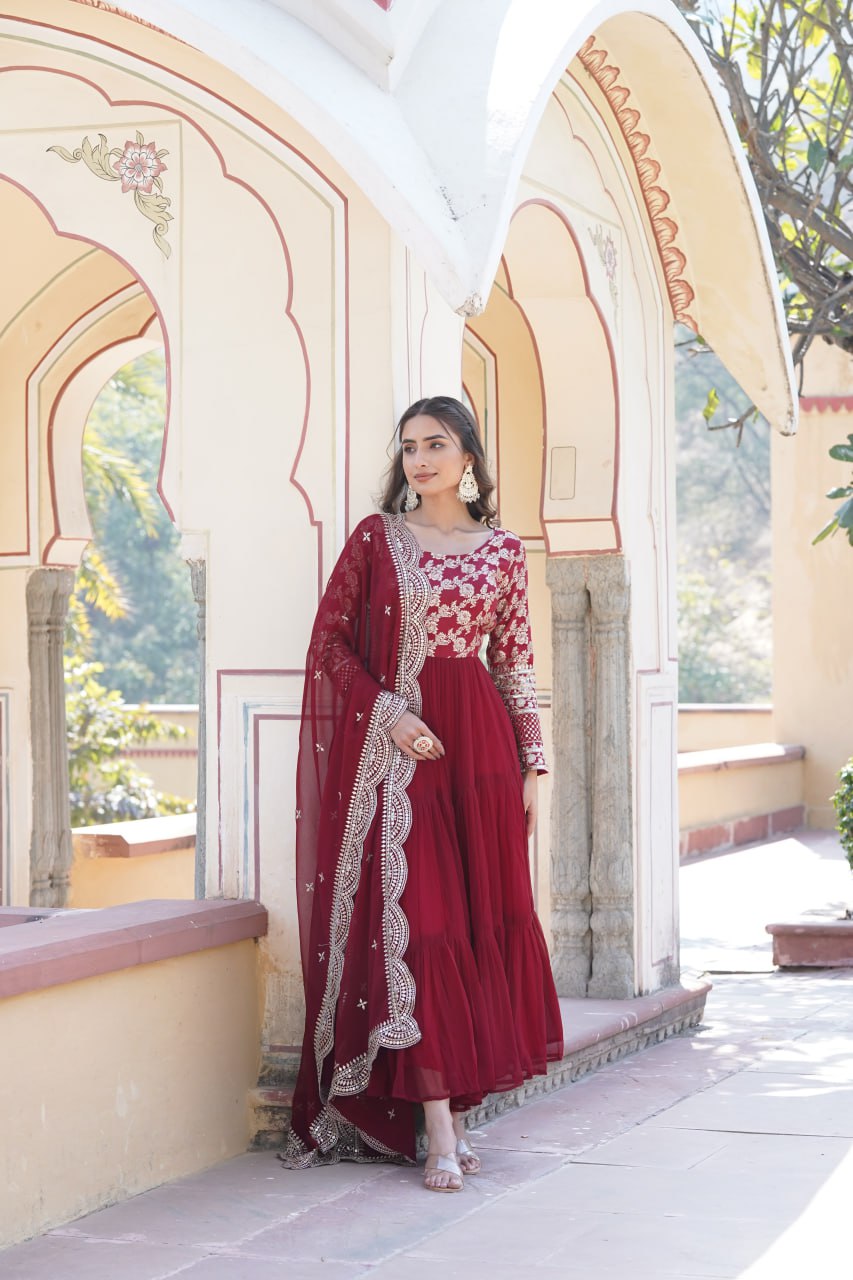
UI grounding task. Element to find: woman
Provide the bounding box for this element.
[283,396,563,1192]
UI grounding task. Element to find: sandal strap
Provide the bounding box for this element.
[455,1138,475,1159]
[426,1153,463,1178]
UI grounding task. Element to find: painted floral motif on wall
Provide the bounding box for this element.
[589,224,619,311]
[48,131,173,257]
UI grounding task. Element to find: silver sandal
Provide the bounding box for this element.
[424,1151,464,1193]
[455,1137,481,1175]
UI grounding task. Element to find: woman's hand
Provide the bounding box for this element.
[389,710,445,762]
[523,770,538,837]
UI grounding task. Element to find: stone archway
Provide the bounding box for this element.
[2,189,174,904]
[0,59,314,911]
[465,195,668,1000]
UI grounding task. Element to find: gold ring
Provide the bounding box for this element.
[413,735,434,755]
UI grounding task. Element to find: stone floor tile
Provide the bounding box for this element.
[371,1260,721,1280]
[571,1124,730,1171]
[173,1255,369,1279]
[186,1152,390,1198]
[403,1201,592,1267]
[644,1069,853,1137]
[539,1209,778,1278]
[43,1154,393,1250]
[508,1146,843,1223]
[240,1164,483,1263]
[747,1033,853,1080]
[684,1129,853,1178]
[48,1184,287,1249]
[0,1236,205,1280]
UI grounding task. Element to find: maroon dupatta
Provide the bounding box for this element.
[284,513,431,1165]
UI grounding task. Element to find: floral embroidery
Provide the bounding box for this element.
[418,529,546,771]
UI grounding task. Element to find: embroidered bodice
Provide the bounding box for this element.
[418,526,546,773]
[313,514,546,775]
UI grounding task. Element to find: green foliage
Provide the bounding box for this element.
[676,1,853,362]
[73,351,199,701]
[813,433,853,546]
[66,660,193,826]
[830,757,853,876]
[65,350,198,825]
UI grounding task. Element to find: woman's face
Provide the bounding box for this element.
[400,414,471,501]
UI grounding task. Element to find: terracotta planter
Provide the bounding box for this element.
[766,919,853,968]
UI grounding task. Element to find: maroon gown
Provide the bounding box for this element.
[283,512,563,1167]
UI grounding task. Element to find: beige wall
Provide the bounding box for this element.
[0,940,261,1248]
[773,344,853,828]
[678,706,774,753]
[679,759,803,831]
[68,841,195,908]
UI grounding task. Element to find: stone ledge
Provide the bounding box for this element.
[0,898,267,999]
[766,919,853,968]
[0,908,64,929]
[73,813,196,858]
[677,742,804,775]
[249,980,711,1150]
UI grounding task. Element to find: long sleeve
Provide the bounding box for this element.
[486,540,547,773]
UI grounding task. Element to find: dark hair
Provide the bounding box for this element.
[378,395,498,525]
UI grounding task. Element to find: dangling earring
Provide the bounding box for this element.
[456,462,480,504]
[404,484,419,512]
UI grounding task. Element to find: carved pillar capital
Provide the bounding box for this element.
[546,556,589,625]
[588,556,630,625]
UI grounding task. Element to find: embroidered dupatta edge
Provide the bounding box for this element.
[285,514,431,1166]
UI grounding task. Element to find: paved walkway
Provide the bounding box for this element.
[3,830,852,1279]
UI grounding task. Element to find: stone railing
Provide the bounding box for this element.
[0,898,267,1248]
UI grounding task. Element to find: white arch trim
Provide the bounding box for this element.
[105,0,795,432]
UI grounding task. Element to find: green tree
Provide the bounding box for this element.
[66,661,190,826]
[676,0,853,374]
[65,350,197,823]
[75,352,199,701]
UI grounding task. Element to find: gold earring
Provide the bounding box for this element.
[456,463,479,504]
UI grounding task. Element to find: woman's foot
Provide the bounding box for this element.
[452,1114,481,1175]
[423,1151,463,1193]
[423,1098,464,1192]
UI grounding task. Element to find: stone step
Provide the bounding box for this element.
[249,980,710,1151]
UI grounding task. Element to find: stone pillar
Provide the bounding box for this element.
[545,557,592,995]
[188,558,207,899]
[587,556,634,998]
[27,568,75,908]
